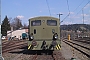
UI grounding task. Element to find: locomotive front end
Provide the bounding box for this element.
[28,16,61,50]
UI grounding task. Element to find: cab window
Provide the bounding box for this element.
[31,20,41,26]
[47,20,57,26]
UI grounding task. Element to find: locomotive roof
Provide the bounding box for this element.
[29,16,59,20]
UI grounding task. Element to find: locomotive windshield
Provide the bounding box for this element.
[47,20,57,26]
[31,20,41,26]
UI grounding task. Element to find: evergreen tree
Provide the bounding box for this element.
[1,16,11,36]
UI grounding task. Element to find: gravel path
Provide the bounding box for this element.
[61,39,90,60]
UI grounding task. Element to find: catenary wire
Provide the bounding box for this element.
[61,0,89,23]
[73,1,90,17]
[67,0,70,14]
[73,0,84,12]
[46,0,51,16]
[60,0,70,23]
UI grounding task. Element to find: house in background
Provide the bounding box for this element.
[7,28,28,39]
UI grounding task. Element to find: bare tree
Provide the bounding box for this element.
[23,23,28,29]
[9,17,23,30]
[15,17,23,29]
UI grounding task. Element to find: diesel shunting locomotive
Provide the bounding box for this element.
[28,16,61,50]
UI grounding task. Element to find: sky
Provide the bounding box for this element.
[1,0,90,25]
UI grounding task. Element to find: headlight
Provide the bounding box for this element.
[30,36,34,39]
[55,36,58,39]
[29,35,34,41]
[53,33,58,40]
[29,33,34,41]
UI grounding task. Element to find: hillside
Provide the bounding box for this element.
[61,24,90,31]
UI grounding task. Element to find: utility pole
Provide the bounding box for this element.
[82,9,85,38]
[57,14,63,21]
[57,13,63,40]
[82,9,84,24]
[0,0,4,59]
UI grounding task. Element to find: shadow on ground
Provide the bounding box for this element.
[9,46,53,55]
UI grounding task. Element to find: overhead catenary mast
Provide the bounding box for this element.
[82,9,84,24]
[57,14,63,23]
[57,13,63,40]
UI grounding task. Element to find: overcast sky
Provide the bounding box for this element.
[1,0,90,25]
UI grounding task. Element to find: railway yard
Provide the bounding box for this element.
[2,37,90,60]
[1,0,90,60]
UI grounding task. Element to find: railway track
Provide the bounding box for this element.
[73,38,90,44]
[2,40,66,60]
[62,39,90,59]
[2,40,24,47]
[31,54,55,60]
[2,40,27,53]
[28,50,65,60]
[8,50,66,60]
